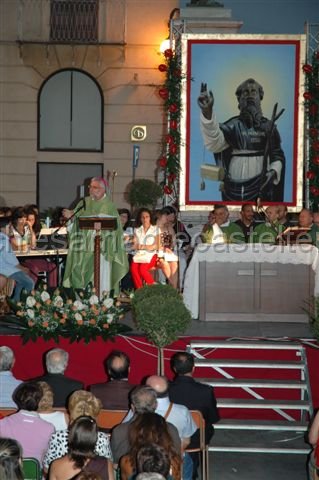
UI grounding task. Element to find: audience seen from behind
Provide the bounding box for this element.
[111,385,181,466]
[32,348,84,408]
[89,350,135,410]
[48,415,114,480]
[0,345,22,408]
[37,380,69,430]
[0,381,54,463]
[169,351,220,478]
[135,443,172,480]
[119,412,181,480]
[144,375,197,480]
[43,390,112,473]
[0,437,24,480]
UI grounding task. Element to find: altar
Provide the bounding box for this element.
[183,244,319,321]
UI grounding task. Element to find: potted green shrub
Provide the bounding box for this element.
[126,179,162,209]
[132,284,192,374]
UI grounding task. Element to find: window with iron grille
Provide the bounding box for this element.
[50,0,99,43]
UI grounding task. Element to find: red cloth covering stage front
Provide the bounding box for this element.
[1,335,319,414]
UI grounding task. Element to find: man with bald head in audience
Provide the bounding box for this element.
[146,375,197,480]
[89,350,135,410]
[111,385,180,466]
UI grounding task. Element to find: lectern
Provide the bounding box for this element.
[78,216,117,297]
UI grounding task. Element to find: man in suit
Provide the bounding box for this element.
[169,351,220,479]
[32,348,83,407]
[89,350,135,410]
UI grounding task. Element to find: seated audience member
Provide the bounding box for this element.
[118,208,134,291]
[130,208,160,289]
[124,377,197,480]
[307,409,319,479]
[0,381,54,463]
[32,348,84,408]
[201,210,215,241]
[37,381,69,430]
[0,215,34,300]
[111,386,180,466]
[0,346,22,407]
[135,443,171,480]
[156,209,179,289]
[201,205,245,244]
[119,413,181,480]
[43,390,112,473]
[169,352,220,477]
[48,416,114,480]
[0,437,24,480]
[250,206,284,244]
[25,206,42,236]
[277,204,292,229]
[298,208,319,247]
[235,204,257,243]
[9,206,57,288]
[90,350,135,410]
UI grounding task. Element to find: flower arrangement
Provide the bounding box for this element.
[157,46,183,202]
[8,285,132,344]
[303,50,319,209]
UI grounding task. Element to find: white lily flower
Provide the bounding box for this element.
[106,314,114,324]
[74,313,82,321]
[89,295,99,305]
[26,309,35,319]
[73,300,84,310]
[103,298,114,308]
[40,291,50,302]
[26,296,36,307]
[53,296,64,307]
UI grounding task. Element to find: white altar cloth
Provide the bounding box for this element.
[183,243,319,319]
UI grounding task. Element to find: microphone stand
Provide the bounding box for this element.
[43,199,86,286]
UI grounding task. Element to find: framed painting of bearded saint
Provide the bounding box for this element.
[179,34,306,211]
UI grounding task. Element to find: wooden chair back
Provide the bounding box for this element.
[96,409,127,430]
[186,410,208,480]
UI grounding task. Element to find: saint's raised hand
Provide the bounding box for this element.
[197,82,214,120]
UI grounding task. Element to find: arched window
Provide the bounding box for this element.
[38,69,103,151]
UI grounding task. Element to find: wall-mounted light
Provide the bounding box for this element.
[160,38,171,54]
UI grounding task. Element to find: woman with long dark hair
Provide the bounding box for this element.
[48,416,114,480]
[119,412,181,480]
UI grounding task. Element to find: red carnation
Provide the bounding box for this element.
[158,64,167,72]
[306,171,316,180]
[303,64,313,74]
[166,135,174,145]
[168,173,176,183]
[169,144,177,154]
[310,104,319,116]
[163,185,173,195]
[159,88,169,100]
[164,49,173,59]
[309,128,318,138]
[310,185,319,195]
[170,119,178,130]
[313,156,319,166]
[169,104,178,113]
[303,92,313,100]
[158,157,167,168]
[313,142,319,152]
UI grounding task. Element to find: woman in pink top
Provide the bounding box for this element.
[0,382,54,464]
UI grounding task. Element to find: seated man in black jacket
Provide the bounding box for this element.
[169,351,220,478]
